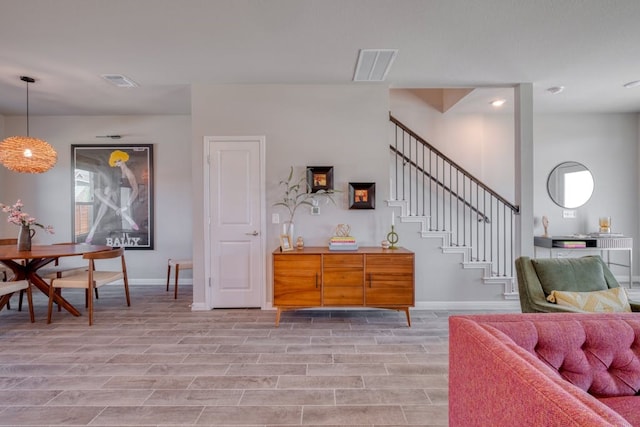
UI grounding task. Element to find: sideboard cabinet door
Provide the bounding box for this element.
[323,254,364,306]
[364,254,415,307]
[273,254,321,307]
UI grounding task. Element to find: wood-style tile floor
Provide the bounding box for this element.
[0,284,507,426]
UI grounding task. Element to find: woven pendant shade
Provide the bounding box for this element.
[0,136,58,173]
[0,76,57,174]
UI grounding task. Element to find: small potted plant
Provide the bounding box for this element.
[273,167,337,239]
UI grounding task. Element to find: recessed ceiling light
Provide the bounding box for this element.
[546,86,565,95]
[353,49,398,82]
[490,99,506,107]
[623,80,640,88]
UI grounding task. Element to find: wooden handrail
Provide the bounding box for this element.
[390,113,519,214]
[390,145,491,223]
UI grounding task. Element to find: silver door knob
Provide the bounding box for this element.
[245,231,259,236]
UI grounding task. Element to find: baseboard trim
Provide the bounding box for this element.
[191,301,521,312]
[119,281,522,312]
[414,300,521,311]
[120,279,194,286]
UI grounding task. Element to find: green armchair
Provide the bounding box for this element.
[515,255,640,313]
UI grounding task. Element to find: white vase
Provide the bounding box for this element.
[282,220,295,240]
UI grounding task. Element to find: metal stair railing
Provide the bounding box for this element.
[390,114,520,277]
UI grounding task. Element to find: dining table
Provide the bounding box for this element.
[0,243,112,316]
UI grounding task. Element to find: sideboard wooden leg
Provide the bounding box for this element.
[275,308,281,327]
[403,307,411,327]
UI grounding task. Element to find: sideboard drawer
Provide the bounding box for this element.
[324,287,363,305]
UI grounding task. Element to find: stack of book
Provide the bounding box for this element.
[553,241,587,249]
[328,236,358,251]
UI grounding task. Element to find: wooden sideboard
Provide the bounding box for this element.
[273,246,415,326]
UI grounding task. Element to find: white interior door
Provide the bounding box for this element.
[206,136,265,308]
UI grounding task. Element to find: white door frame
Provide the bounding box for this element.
[203,135,267,310]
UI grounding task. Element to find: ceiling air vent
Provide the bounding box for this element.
[101,74,139,88]
[353,49,398,82]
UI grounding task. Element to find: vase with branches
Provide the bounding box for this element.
[0,199,54,251]
[273,167,337,239]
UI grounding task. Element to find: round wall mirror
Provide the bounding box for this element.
[547,161,594,209]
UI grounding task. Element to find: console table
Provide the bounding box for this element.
[534,236,633,287]
[273,246,415,326]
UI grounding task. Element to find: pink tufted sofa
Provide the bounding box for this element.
[449,313,640,426]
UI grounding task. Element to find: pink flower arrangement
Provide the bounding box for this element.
[0,199,54,234]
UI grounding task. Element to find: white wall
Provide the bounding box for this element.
[389,89,515,201]
[534,113,640,276]
[391,90,640,290]
[0,115,192,281]
[191,84,393,307]
[190,85,519,309]
[389,89,518,303]
[389,90,640,290]
[2,93,636,308]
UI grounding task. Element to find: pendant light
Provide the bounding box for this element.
[0,76,57,173]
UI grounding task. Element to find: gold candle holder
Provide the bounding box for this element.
[386,225,399,249]
[599,216,611,234]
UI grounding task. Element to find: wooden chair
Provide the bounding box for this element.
[0,238,18,282]
[0,280,35,322]
[47,247,130,325]
[166,258,192,299]
[0,238,21,311]
[13,242,93,312]
[38,242,94,312]
[39,242,89,280]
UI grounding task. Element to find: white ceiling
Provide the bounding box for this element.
[1,0,640,116]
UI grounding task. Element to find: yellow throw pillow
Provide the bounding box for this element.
[546,287,632,312]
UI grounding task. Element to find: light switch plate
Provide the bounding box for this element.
[272,213,280,224]
[563,210,576,219]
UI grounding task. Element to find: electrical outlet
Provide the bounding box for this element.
[563,210,576,219]
[272,213,279,224]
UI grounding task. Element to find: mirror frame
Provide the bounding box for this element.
[546,161,594,209]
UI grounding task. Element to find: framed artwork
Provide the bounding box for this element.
[71,144,154,249]
[349,182,376,209]
[306,166,334,193]
[280,234,293,252]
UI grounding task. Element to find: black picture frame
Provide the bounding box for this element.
[306,166,334,193]
[71,144,154,249]
[349,182,375,209]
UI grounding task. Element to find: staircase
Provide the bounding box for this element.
[388,114,520,299]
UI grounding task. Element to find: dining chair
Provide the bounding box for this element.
[37,242,96,312]
[15,242,95,312]
[39,244,89,280]
[0,238,22,311]
[47,247,130,326]
[0,279,35,322]
[166,258,192,299]
[0,238,18,282]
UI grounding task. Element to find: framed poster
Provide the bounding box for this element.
[348,182,375,209]
[71,144,154,249]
